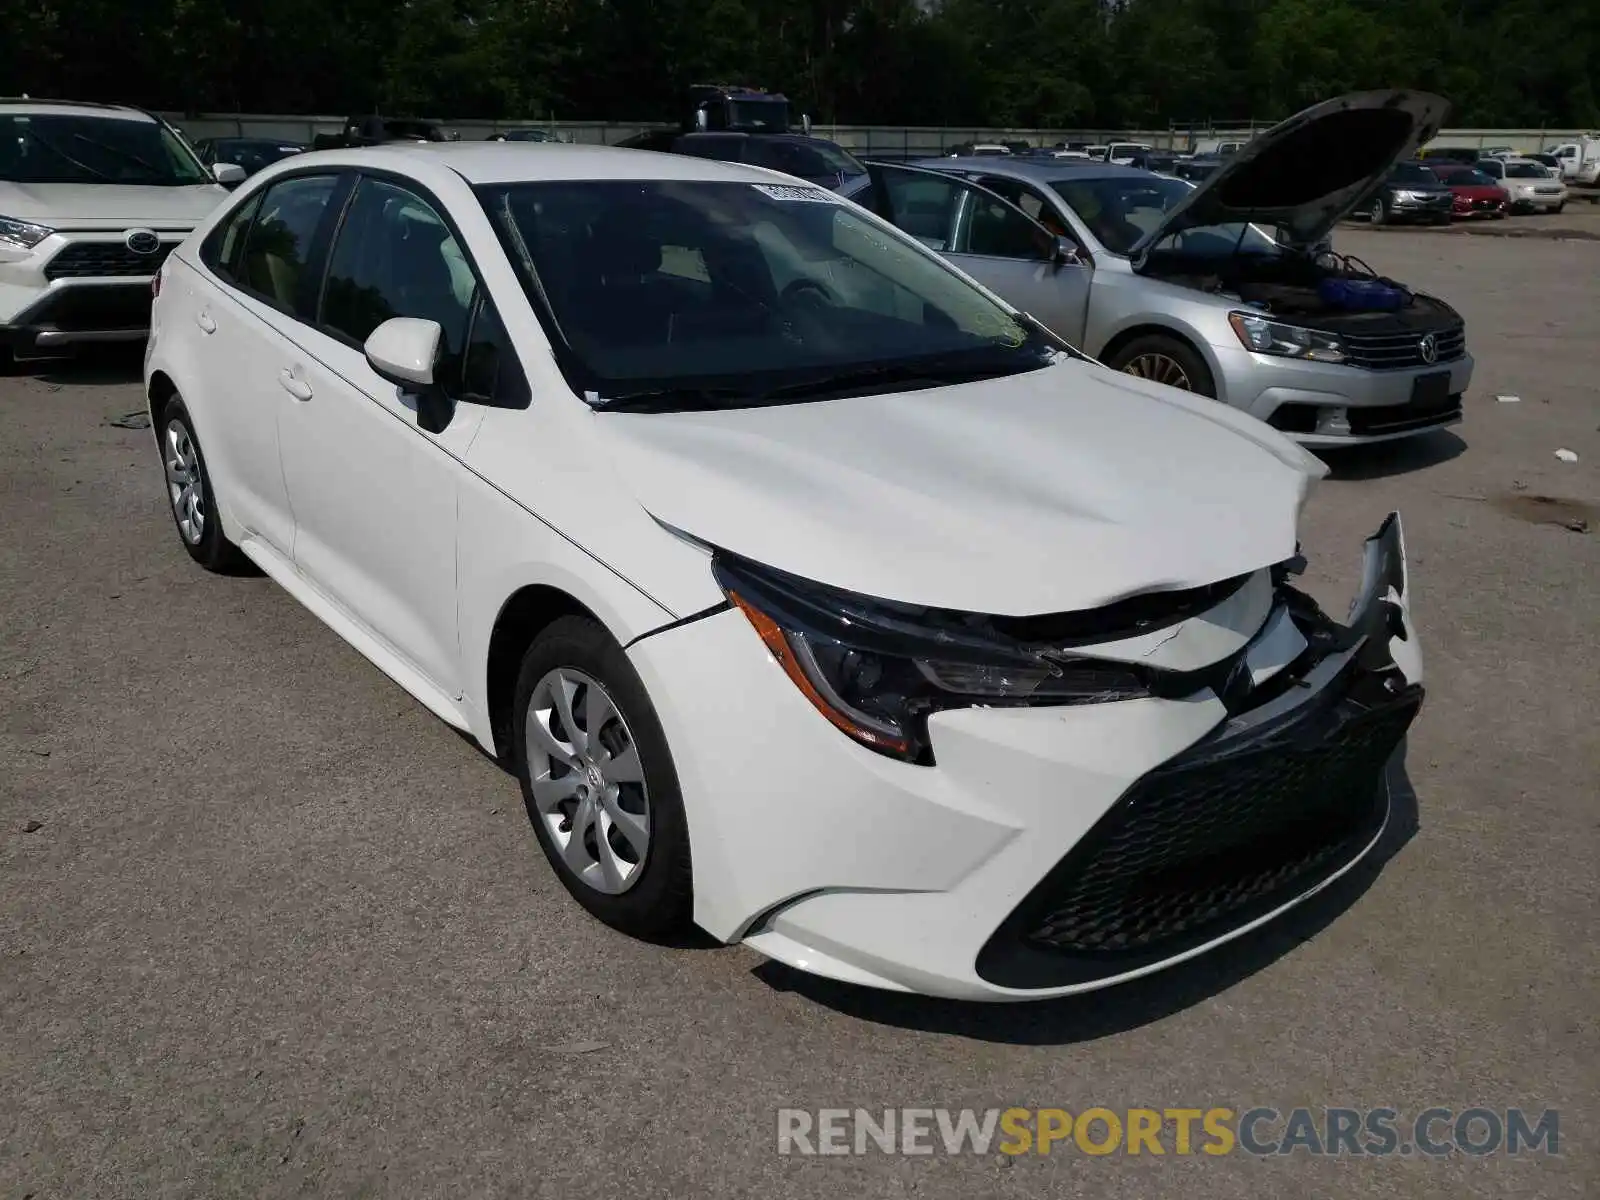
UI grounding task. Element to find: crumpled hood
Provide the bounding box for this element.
[601,360,1325,616]
[0,181,229,228]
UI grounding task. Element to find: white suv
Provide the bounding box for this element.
[1,98,242,366]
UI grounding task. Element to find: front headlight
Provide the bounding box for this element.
[714,553,1153,763]
[1229,311,1345,363]
[0,215,54,250]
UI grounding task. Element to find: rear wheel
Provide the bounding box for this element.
[1107,334,1217,399]
[511,616,693,939]
[156,395,247,572]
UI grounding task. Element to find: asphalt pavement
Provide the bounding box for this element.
[2,226,1596,1199]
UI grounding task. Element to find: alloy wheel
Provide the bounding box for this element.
[164,419,205,544]
[1121,353,1192,390]
[524,667,650,895]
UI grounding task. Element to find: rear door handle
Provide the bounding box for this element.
[278,369,313,402]
[195,311,216,334]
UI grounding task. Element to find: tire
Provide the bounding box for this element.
[155,395,247,572]
[511,615,693,939]
[1555,201,1566,214]
[1368,197,1387,226]
[1106,333,1217,398]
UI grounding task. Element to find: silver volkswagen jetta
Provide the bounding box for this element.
[840,91,1472,447]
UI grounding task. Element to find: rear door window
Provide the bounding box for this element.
[238,174,341,315]
[201,190,264,282]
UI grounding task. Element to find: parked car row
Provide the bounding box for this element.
[1356,156,1569,224]
[1418,139,1600,202]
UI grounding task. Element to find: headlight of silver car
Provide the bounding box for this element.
[0,215,54,250]
[1228,311,1346,363]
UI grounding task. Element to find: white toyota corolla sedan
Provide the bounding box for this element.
[143,142,1425,1001]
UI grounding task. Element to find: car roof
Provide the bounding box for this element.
[910,156,1159,184]
[0,98,155,122]
[294,141,806,186]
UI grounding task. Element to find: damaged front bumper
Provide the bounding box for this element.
[629,516,1424,1001]
[977,514,1423,990]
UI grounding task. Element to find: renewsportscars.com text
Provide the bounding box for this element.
[776,1106,1560,1157]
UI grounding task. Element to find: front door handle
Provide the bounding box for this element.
[278,369,313,402]
[195,310,216,334]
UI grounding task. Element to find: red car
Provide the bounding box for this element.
[1431,165,1509,219]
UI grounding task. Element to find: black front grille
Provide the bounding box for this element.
[976,661,1423,989]
[17,283,154,332]
[1342,324,1466,370]
[44,241,175,280]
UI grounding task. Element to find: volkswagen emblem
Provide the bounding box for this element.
[125,228,161,256]
[1418,332,1438,365]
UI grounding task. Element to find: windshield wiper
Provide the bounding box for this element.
[589,345,1050,414]
[587,386,750,413]
[27,133,115,181]
[752,358,1019,403]
[70,133,166,178]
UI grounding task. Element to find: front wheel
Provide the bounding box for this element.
[1107,334,1217,398]
[1555,201,1566,214]
[1368,197,1387,226]
[156,396,247,572]
[512,616,693,939]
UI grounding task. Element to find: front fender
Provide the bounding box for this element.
[455,474,703,754]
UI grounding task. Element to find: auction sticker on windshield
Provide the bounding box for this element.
[753,184,838,203]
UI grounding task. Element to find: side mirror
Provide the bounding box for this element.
[365,317,440,387]
[1052,236,1084,266]
[213,162,246,186]
[366,316,460,435]
[364,317,453,433]
[694,108,708,132]
[802,113,813,135]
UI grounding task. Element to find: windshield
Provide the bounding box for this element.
[1503,163,1546,178]
[1440,168,1495,186]
[1390,163,1438,184]
[742,139,865,181]
[1049,175,1280,257]
[0,113,210,185]
[476,179,1054,408]
[727,99,789,130]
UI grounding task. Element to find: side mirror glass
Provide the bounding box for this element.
[213,162,246,186]
[694,109,708,132]
[802,113,813,135]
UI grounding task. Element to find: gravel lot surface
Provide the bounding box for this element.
[2,224,1596,1199]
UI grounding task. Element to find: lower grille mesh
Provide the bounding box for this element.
[977,664,1423,988]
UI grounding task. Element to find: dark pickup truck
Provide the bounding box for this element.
[311,115,457,150]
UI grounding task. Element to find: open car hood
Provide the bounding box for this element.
[1132,90,1449,262]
